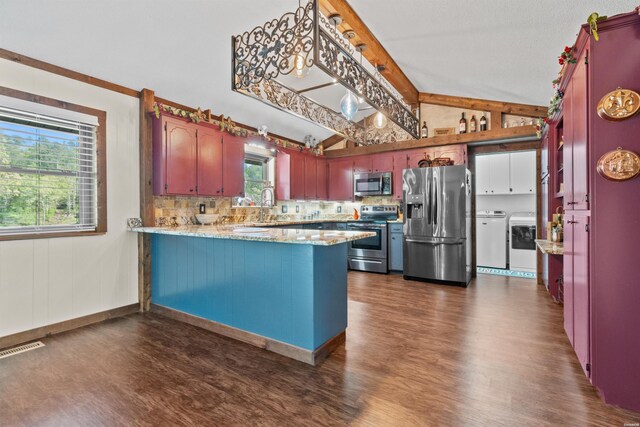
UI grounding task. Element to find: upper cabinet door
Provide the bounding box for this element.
[328,158,353,201]
[407,150,426,169]
[290,152,305,200]
[509,151,536,194]
[221,134,245,197]
[392,152,408,200]
[165,117,197,195]
[316,157,328,200]
[372,153,394,173]
[489,153,511,195]
[353,156,373,173]
[474,155,491,195]
[563,80,574,211]
[304,156,317,200]
[197,126,223,196]
[276,150,291,201]
[571,50,589,211]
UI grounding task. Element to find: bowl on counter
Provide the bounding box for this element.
[195,214,220,225]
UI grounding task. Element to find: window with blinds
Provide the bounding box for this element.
[0,106,98,235]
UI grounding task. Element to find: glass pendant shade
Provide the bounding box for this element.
[292,51,310,78]
[373,111,388,129]
[340,90,359,120]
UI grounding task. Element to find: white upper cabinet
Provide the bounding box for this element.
[475,151,535,195]
[509,151,536,194]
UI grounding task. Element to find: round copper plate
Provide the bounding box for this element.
[597,87,640,121]
[596,147,640,181]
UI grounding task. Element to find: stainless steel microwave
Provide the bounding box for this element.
[353,172,392,197]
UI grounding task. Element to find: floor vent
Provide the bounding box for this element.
[0,341,45,360]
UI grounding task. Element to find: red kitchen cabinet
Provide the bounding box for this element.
[328,158,353,201]
[290,151,305,200]
[372,153,394,173]
[305,156,317,199]
[221,133,245,197]
[276,149,291,200]
[391,152,408,200]
[353,156,373,173]
[153,114,197,195]
[570,50,589,211]
[316,157,328,200]
[197,124,223,196]
[407,149,426,169]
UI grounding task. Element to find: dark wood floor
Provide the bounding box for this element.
[1,273,638,426]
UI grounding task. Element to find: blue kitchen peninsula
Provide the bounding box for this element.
[131,225,375,364]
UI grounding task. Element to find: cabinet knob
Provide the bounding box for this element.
[190,189,194,192]
[510,188,513,192]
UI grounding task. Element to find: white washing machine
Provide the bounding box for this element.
[509,212,537,273]
[476,210,508,269]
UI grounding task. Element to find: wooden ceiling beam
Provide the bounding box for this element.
[318,0,419,105]
[419,92,547,118]
[323,125,538,158]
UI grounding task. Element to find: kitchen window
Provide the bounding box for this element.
[0,89,106,239]
[233,145,275,207]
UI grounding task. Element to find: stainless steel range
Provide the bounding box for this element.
[347,205,398,274]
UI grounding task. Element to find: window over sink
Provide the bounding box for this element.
[233,143,275,207]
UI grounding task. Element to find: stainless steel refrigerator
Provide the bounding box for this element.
[402,165,472,286]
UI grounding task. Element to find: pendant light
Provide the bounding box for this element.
[373,111,388,129]
[290,0,310,78]
[340,90,359,120]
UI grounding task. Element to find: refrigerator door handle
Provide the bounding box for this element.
[427,173,432,224]
[405,238,463,245]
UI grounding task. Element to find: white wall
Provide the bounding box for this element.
[0,59,140,338]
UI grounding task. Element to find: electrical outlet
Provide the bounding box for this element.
[209,200,216,208]
[199,204,206,214]
[336,206,342,213]
[295,205,300,213]
[282,205,288,213]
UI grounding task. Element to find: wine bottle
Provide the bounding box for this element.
[459,112,467,134]
[479,113,487,131]
[421,121,428,138]
[470,115,477,132]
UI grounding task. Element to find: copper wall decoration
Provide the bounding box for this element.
[231,0,419,144]
[596,147,640,181]
[596,87,640,121]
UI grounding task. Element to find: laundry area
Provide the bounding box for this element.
[475,151,537,279]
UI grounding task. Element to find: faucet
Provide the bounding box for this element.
[259,183,274,223]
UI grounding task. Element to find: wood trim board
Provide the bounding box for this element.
[0,304,139,351]
[151,304,345,366]
[419,92,547,118]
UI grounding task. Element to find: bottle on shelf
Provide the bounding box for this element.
[479,113,487,131]
[421,121,428,138]
[459,112,467,134]
[470,115,477,132]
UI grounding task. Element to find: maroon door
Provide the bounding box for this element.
[371,153,393,173]
[316,157,328,200]
[353,156,372,173]
[276,150,291,200]
[571,50,589,210]
[392,152,408,200]
[573,213,590,377]
[407,149,426,169]
[289,152,305,200]
[564,214,575,346]
[305,156,317,200]
[197,126,223,196]
[221,134,245,197]
[563,80,574,210]
[165,117,197,195]
[328,158,353,201]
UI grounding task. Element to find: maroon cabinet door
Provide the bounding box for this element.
[563,80,574,210]
[316,157,328,200]
[392,152,408,200]
[165,116,197,195]
[571,50,589,210]
[407,149,426,169]
[328,158,353,201]
[276,150,291,200]
[197,126,223,196]
[572,213,590,377]
[290,151,305,200]
[564,214,575,346]
[371,153,394,173]
[353,156,372,173]
[221,134,245,197]
[305,156,317,200]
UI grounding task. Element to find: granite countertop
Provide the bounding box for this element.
[535,239,564,255]
[223,218,404,226]
[130,225,376,246]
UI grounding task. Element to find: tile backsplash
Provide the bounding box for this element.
[153,196,400,226]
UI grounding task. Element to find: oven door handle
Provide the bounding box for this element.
[351,259,383,264]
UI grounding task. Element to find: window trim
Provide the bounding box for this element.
[0,86,107,241]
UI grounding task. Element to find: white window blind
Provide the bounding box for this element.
[0,105,98,235]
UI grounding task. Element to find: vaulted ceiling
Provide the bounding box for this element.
[0,0,633,142]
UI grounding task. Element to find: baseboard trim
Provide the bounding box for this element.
[150,304,345,366]
[0,303,139,351]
